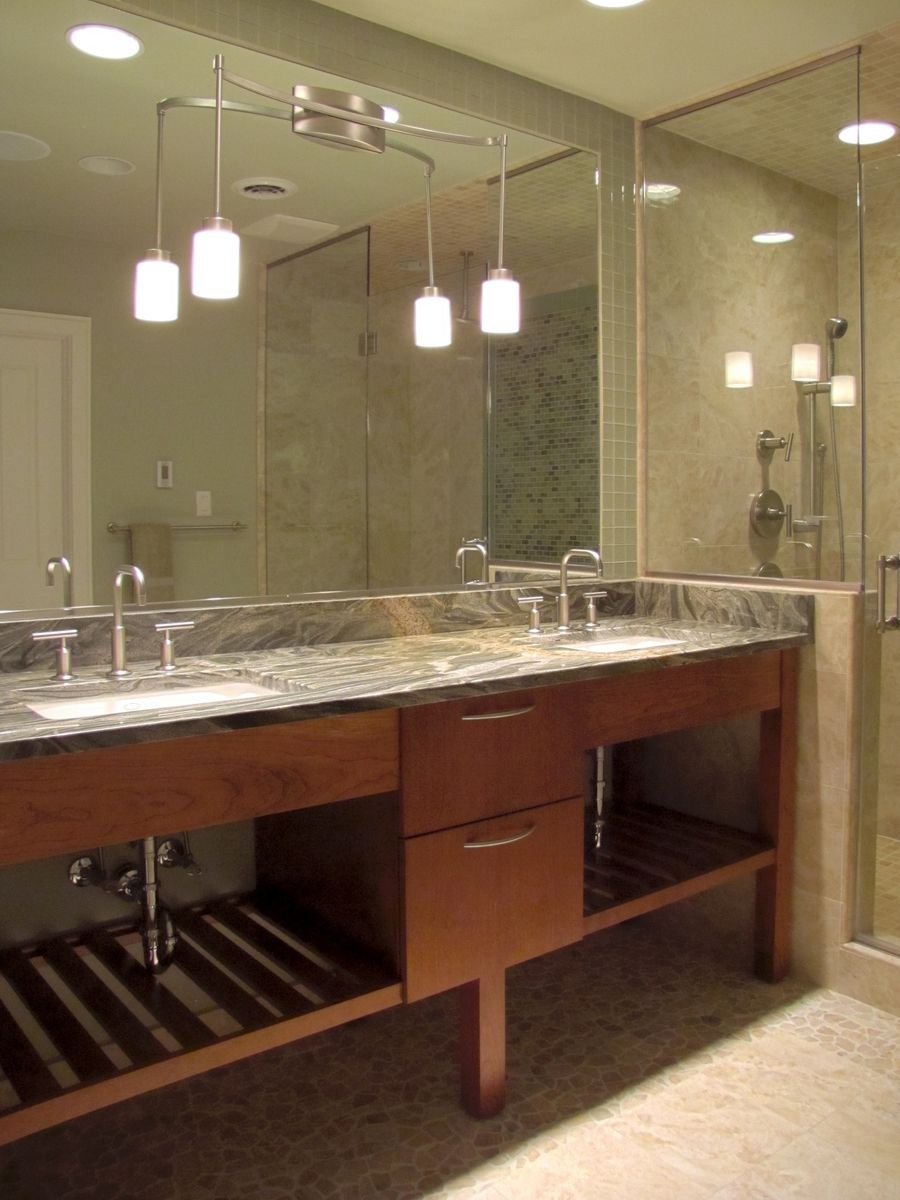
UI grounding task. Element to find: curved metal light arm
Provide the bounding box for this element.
[157,96,291,121]
[221,65,503,147]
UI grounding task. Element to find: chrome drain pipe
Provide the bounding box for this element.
[139,835,177,973]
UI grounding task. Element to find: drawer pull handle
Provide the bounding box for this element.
[464,825,536,849]
[460,704,535,722]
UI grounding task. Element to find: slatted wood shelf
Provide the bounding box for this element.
[0,895,401,1146]
[583,803,776,936]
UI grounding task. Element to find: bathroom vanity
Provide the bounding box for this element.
[0,607,802,1144]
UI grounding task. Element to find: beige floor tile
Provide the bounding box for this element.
[710,1126,900,1200]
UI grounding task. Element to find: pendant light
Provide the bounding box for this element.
[191,55,240,299]
[414,164,452,348]
[481,135,520,334]
[134,111,179,321]
[724,350,753,388]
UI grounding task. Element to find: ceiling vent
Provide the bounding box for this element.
[232,176,297,200]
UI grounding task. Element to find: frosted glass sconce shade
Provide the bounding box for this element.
[831,374,857,407]
[191,217,240,299]
[725,350,753,388]
[415,288,452,347]
[134,250,179,322]
[481,268,520,334]
[791,343,821,382]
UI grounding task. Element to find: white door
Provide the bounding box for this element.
[0,309,91,609]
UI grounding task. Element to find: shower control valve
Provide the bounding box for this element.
[756,430,794,462]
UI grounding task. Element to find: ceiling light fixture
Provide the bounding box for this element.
[644,182,680,205]
[135,55,519,342]
[66,24,143,60]
[0,131,50,161]
[78,155,135,175]
[382,106,401,124]
[837,121,897,146]
[134,111,179,322]
[752,231,794,244]
[583,0,647,7]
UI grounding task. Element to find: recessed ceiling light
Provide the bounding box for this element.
[837,121,897,146]
[78,155,135,175]
[583,0,647,7]
[0,131,50,161]
[752,231,794,244]
[66,24,143,60]
[382,106,401,124]
[644,182,680,204]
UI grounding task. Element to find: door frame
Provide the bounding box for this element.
[0,308,92,605]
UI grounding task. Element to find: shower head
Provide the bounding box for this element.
[825,316,848,341]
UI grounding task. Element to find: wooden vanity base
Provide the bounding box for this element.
[0,647,799,1139]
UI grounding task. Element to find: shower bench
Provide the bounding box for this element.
[0,646,796,1142]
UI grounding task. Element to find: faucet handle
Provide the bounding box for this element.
[582,590,609,629]
[32,628,78,681]
[155,620,194,672]
[516,594,545,635]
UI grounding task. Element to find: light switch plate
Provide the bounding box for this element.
[156,460,173,488]
[195,490,212,517]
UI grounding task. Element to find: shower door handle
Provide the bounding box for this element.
[876,553,900,630]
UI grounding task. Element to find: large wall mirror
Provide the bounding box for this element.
[643,53,863,583]
[0,0,601,613]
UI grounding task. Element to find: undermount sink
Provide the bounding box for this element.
[549,634,685,655]
[26,681,279,721]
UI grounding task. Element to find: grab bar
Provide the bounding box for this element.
[108,521,247,534]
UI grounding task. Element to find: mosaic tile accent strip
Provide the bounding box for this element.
[490,294,600,561]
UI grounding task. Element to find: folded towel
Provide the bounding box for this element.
[129,523,175,602]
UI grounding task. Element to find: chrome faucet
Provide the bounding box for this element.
[109,564,146,677]
[46,556,73,608]
[456,537,488,584]
[557,547,603,631]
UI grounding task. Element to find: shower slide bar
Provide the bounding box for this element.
[107,521,247,534]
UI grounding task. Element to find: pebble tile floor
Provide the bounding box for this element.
[1,922,898,1200]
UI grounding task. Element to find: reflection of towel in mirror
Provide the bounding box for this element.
[129,523,175,602]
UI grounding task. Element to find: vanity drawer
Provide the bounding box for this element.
[0,710,399,868]
[399,686,582,835]
[403,796,583,1001]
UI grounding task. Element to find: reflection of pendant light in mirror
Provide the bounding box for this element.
[134,111,179,321]
[830,375,857,407]
[414,163,451,347]
[481,136,520,334]
[191,55,240,300]
[791,343,821,382]
[725,351,753,388]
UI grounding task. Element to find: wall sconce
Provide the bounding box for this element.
[725,350,753,388]
[134,55,520,343]
[830,375,857,407]
[790,343,821,383]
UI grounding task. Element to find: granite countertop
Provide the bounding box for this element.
[0,615,809,758]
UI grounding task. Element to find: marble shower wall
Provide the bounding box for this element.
[265,232,369,593]
[643,126,859,581]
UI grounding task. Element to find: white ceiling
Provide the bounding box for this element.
[319,0,900,118]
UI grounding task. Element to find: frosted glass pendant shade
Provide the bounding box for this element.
[134,249,179,322]
[191,216,240,299]
[831,374,857,407]
[415,288,452,348]
[791,343,821,382]
[481,268,520,334]
[725,350,753,388]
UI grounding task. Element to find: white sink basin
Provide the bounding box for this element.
[26,681,279,721]
[550,635,684,655]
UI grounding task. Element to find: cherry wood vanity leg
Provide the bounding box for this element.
[459,967,507,1118]
[754,649,799,982]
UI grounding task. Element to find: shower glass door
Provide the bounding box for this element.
[857,45,900,950]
